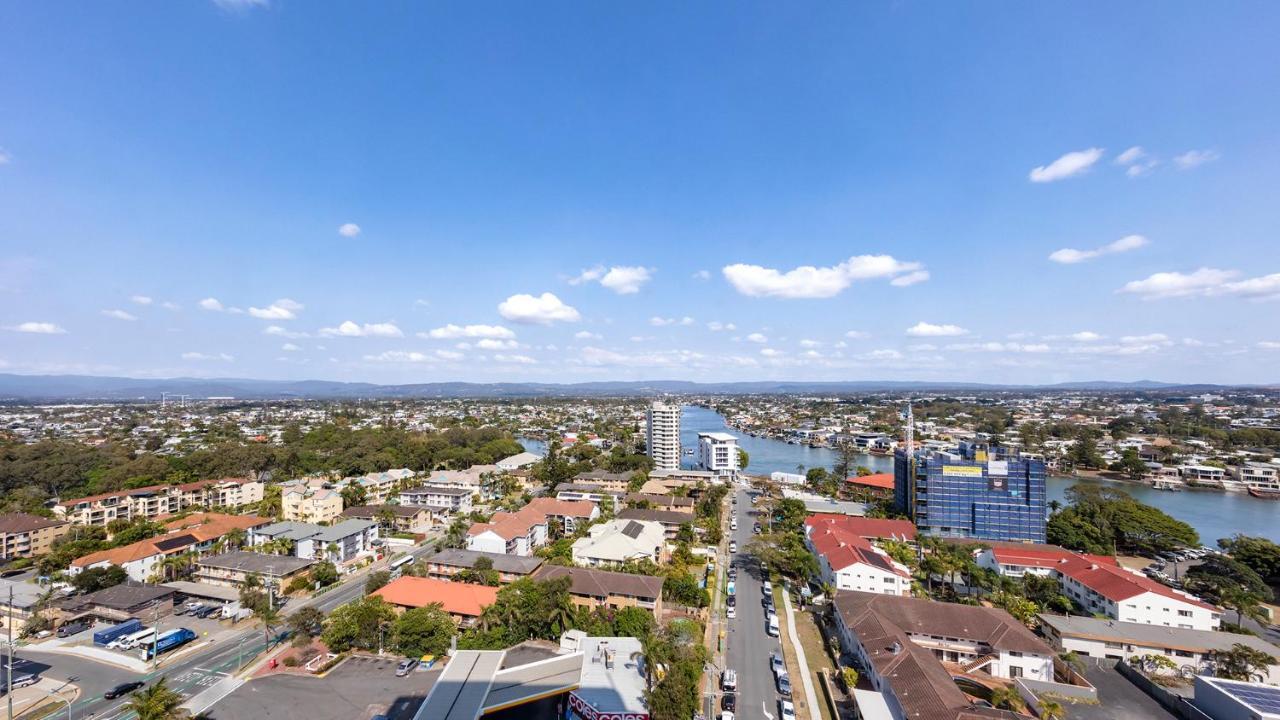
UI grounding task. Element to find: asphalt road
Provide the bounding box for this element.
[16,538,441,720]
[722,487,786,720]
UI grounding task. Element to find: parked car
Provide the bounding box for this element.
[728,541,737,553]
[722,668,737,691]
[396,659,419,677]
[1,673,39,695]
[196,606,220,618]
[720,713,734,720]
[763,580,773,595]
[726,605,736,619]
[778,699,796,720]
[754,524,761,534]
[57,620,91,637]
[777,672,792,697]
[104,681,145,699]
[770,651,785,676]
[722,693,737,712]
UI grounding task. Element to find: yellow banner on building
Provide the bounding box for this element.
[942,465,983,477]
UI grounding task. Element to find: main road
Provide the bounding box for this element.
[18,538,441,720]
[722,486,785,720]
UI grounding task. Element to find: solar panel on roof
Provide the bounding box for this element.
[1211,679,1280,713]
[622,521,644,539]
[154,534,196,552]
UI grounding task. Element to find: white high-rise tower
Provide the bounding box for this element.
[646,401,682,471]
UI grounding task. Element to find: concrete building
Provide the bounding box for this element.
[397,484,474,520]
[422,549,544,585]
[697,431,739,477]
[371,575,498,625]
[341,504,432,534]
[342,468,415,504]
[615,508,697,540]
[1054,554,1221,630]
[0,513,70,559]
[281,486,344,524]
[466,498,598,556]
[805,520,912,596]
[571,519,666,568]
[249,519,377,563]
[555,483,625,509]
[533,565,664,616]
[1039,614,1280,684]
[54,477,264,526]
[496,451,543,471]
[646,401,681,471]
[69,513,272,582]
[895,443,1048,543]
[193,551,315,588]
[832,590,1055,720]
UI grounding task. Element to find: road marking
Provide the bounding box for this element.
[195,666,231,676]
[762,701,774,720]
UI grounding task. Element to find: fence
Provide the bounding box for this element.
[1115,660,1215,720]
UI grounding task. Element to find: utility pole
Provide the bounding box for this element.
[8,585,14,720]
[152,604,161,670]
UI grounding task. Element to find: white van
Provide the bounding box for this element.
[110,627,156,650]
[767,613,779,637]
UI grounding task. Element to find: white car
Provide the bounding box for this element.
[779,700,797,720]
[729,541,737,553]
[720,713,734,720]
[726,605,736,619]
[763,580,773,594]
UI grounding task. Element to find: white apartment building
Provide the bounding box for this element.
[398,484,474,519]
[1055,556,1221,631]
[697,432,739,478]
[646,402,681,471]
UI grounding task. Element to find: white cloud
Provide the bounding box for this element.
[476,338,518,350]
[0,148,10,165]
[1120,333,1172,345]
[906,321,969,337]
[1114,146,1158,177]
[859,349,903,361]
[494,353,537,364]
[1029,147,1104,183]
[760,348,784,357]
[599,266,653,294]
[722,254,925,299]
[181,351,234,361]
[1117,268,1280,300]
[707,321,736,332]
[249,298,303,320]
[161,301,181,311]
[1049,234,1148,264]
[947,342,1050,353]
[746,332,768,344]
[1258,341,1280,350]
[1174,149,1220,169]
[130,295,153,305]
[213,0,269,10]
[264,325,308,339]
[281,342,301,352]
[650,316,695,327]
[337,223,361,238]
[101,309,137,321]
[845,330,869,339]
[320,321,404,338]
[7,321,66,334]
[199,298,225,311]
[364,350,435,363]
[889,270,930,287]
[1070,331,1104,342]
[423,323,515,340]
[799,339,822,348]
[498,293,581,324]
[568,267,604,285]
[1115,146,1145,165]
[574,330,603,340]
[435,349,465,360]
[692,270,711,281]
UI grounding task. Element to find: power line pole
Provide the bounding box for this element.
[8,585,15,720]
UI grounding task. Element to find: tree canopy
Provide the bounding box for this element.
[1047,484,1198,554]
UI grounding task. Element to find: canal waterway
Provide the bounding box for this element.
[519,405,1280,542]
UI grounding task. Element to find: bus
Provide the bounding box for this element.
[389,555,415,577]
[109,627,156,650]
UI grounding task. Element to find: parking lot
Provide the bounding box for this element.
[205,654,439,720]
[32,605,250,671]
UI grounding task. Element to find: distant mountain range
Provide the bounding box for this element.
[0,373,1267,401]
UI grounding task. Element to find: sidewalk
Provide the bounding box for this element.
[6,677,80,718]
[781,588,820,720]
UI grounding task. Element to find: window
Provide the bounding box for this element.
[1009,666,1023,678]
[1177,610,1192,617]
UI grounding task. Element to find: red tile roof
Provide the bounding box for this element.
[1055,555,1218,611]
[989,545,1117,570]
[809,526,909,578]
[372,576,498,617]
[805,514,917,542]
[844,473,895,490]
[467,497,597,541]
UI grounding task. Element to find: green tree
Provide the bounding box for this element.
[613,606,655,639]
[311,560,340,588]
[126,678,188,720]
[393,603,456,658]
[287,606,326,642]
[1212,643,1278,681]
[71,564,128,593]
[1219,535,1280,585]
[340,483,368,508]
[737,448,749,471]
[1113,449,1149,480]
[323,596,397,652]
[365,570,392,594]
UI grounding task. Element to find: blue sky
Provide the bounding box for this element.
[2,1,1278,384]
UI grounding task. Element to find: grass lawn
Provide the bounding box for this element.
[794,609,836,720]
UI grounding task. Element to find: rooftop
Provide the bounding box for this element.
[1039,614,1280,657]
[533,564,664,600]
[372,575,498,617]
[424,548,544,575]
[196,550,315,576]
[0,512,68,534]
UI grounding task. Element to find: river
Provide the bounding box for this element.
[674,405,1280,544]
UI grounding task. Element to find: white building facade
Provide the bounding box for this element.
[646,401,682,471]
[697,432,739,478]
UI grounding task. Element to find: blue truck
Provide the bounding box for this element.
[93,618,142,647]
[142,628,197,660]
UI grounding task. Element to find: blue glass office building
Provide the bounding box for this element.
[894,443,1047,543]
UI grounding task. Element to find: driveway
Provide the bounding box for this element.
[203,654,438,720]
[1072,658,1178,720]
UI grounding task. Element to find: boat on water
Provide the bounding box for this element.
[1151,479,1183,492]
[1248,486,1280,499]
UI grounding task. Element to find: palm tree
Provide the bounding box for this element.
[126,678,187,720]
[255,602,282,650]
[225,528,248,550]
[989,685,1026,713]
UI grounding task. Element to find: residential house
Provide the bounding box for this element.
[0,578,48,634]
[193,551,315,588]
[496,452,542,471]
[832,590,1054,720]
[571,519,666,568]
[397,484,474,522]
[343,469,415,504]
[1039,614,1280,685]
[533,565,664,616]
[423,464,501,499]
[804,514,917,543]
[623,493,695,514]
[341,505,432,534]
[0,513,70,559]
[805,521,912,596]
[555,483,625,509]
[569,470,635,493]
[1054,555,1221,630]
[69,513,271,582]
[615,508,695,540]
[466,498,598,556]
[422,548,544,585]
[249,519,378,564]
[372,575,497,625]
[282,486,344,524]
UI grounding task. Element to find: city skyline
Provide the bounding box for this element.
[3,2,1279,384]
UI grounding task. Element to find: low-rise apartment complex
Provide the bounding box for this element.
[0,513,70,559]
[55,477,264,526]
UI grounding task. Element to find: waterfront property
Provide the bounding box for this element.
[646,401,682,471]
[697,431,739,478]
[895,442,1048,543]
